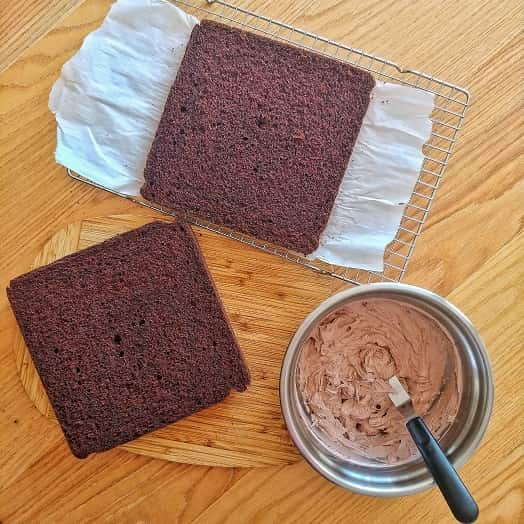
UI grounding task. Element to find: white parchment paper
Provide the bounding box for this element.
[49,0,434,272]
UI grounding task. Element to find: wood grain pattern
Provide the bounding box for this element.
[0,0,522,522]
[12,213,340,467]
[0,0,82,74]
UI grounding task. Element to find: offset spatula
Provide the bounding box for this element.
[388,376,479,523]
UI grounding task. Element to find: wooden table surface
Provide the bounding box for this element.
[0,0,522,522]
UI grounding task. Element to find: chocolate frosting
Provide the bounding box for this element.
[298,298,462,464]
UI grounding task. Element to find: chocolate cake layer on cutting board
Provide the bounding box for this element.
[7,221,249,458]
[13,215,336,467]
[142,20,375,254]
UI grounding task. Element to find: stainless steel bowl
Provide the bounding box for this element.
[280,283,494,497]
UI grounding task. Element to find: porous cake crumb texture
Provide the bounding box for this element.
[7,221,249,458]
[142,20,375,254]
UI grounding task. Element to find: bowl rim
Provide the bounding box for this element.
[279,282,494,497]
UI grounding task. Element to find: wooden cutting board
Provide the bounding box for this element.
[12,213,344,467]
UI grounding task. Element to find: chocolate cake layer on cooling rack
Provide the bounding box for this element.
[142,20,374,254]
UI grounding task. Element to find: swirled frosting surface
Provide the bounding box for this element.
[298,298,461,463]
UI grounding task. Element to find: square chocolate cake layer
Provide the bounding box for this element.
[7,221,249,458]
[142,20,375,254]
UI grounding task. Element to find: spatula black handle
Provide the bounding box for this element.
[407,417,479,523]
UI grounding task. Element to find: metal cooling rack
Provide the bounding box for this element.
[67,0,470,285]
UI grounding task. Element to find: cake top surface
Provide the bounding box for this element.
[142,20,375,254]
[7,221,249,458]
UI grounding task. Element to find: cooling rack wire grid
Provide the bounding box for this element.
[67,0,470,285]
